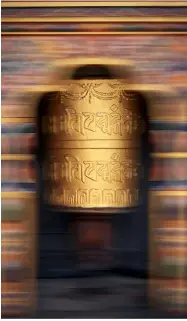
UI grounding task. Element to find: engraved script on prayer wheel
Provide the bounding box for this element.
[42,80,144,209]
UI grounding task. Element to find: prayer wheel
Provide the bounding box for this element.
[37,64,150,277]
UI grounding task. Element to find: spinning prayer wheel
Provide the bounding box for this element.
[37,62,150,277]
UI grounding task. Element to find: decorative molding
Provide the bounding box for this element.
[2,1,187,7]
[1,118,35,124]
[3,7,187,34]
[150,116,187,121]
[150,191,187,196]
[2,31,187,35]
[2,7,187,19]
[3,17,187,22]
[1,192,35,198]
[151,153,187,159]
[2,20,187,33]
[1,155,33,161]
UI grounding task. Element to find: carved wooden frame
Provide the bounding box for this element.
[2,0,187,313]
[1,192,37,316]
[2,0,187,35]
[2,1,187,7]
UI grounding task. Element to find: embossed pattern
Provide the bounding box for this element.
[42,81,143,208]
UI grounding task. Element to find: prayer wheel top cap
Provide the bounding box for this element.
[72,64,112,79]
[51,57,135,80]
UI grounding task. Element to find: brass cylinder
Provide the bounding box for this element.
[42,80,144,210]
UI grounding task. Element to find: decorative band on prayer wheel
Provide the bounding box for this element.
[42,80,144,209]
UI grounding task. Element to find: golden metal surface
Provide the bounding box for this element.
[43,80,143,209]
[44,148,141,208]
[2,1,187,7]
[43,80,144,143]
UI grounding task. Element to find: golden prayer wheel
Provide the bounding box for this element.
[41,78,144,211]
[37,62,149,278]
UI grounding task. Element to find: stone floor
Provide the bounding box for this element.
[3,276,186,318]
[32,276,186,318]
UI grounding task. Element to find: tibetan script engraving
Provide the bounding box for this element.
[47,187,140,208]
[42,80,143,209]
[45,153,140,184]
[42,105,142,137]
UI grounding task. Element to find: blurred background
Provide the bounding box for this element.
[1,0,187,318]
